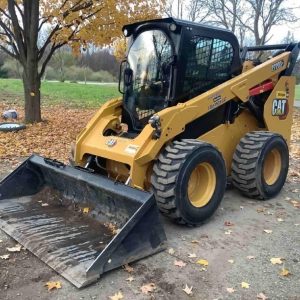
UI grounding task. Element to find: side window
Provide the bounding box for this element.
[210,39,234,79]
[183,36,234,99]
[194,37,213,65]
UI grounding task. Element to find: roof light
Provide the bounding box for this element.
[169,23,177,32]
[123,29,129,37]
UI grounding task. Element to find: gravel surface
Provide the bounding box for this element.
[0,164,299,300]
[0,108,299,299]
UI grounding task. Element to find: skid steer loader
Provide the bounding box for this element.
[0,18,299,288]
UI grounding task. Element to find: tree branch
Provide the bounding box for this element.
[0,44,18,59]
[7,0,26,61]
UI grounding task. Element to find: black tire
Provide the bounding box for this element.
[232,131,289,199]
[0,122,26,132]
[151,139,226,225]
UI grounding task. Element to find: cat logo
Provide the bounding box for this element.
[272,99,287,117]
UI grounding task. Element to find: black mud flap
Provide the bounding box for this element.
[0,155,167,288]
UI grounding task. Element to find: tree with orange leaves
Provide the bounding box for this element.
[0,0,164,123]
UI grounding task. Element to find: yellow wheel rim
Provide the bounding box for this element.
[188,162,216,208]
[263,148,281,185]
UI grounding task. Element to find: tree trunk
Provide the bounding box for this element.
[23,66,41,123]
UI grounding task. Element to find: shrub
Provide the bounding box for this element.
[89,70,116,82]
[65,66,93,82]
[2,59,22,78]
[43,66,58,81]
[0,66,8,78]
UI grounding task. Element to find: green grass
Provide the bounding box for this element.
[296,85,300,100]
[0,78,120,108]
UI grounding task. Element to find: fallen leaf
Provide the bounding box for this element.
[105,222,119,235]
[257,207,266,213]
[140,283,156,294]
[174,260,186,267]
[188,253,197,258]
[270,257,283,265]
[224,230,232,235]
[228,259,234,264]
[277,218,284,222]
[241,282,250,289]
[226,287,235,293]
[257,292,268,300]
[263,229,272,234]
[168,248,175,255]
[191,240,200,244]
[197,259,208,266]
[182,284,193,295]
[45,281,62,291]
[224,221,234,226]
[109,291,123,300]
[0,254,10,260]
[6,244,22,252]
[279,268,290,276]
[293,202,300,208]
[83,207,90,213]
[247,256,255,260]
[123,264,134,273]
[126,276,134,282]
[265,211,274,215]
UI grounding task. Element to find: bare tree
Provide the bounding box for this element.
[174,0,299,46]
[238,0,300,45]
[187,0,211,22]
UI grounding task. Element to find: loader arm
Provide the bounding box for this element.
[75,51,295,188]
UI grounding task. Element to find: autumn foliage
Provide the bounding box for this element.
[0,0,165,123]
[0,101,94,166]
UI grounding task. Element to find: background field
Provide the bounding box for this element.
[1,79,300,108]
[0,79,120,108]
[296,84,300,99]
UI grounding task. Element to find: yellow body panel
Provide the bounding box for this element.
[263,76,295,145]
[199,110,259,173]
[74,52,295,189]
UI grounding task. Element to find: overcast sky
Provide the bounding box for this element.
[270,1,300,43]
[173,0,300,44]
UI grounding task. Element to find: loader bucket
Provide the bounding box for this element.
[0,155,167,288]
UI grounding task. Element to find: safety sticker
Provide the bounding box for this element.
[208,93,225,111]
[125,144,139,155]
[276,91,287,99]
[106,138,117,147]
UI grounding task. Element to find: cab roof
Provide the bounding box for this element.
[122,17,234,36]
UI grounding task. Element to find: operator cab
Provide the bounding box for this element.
[119,18,242,132]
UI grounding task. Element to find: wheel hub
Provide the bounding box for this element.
[188,162,216,208]
[263,148,281,185]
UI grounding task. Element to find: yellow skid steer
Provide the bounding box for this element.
[0,18,299,287]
